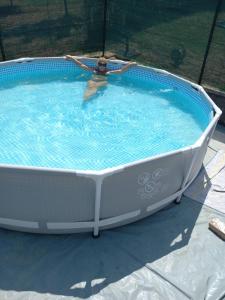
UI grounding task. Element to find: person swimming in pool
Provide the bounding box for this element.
[65,55,136,100]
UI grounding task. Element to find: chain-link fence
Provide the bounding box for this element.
[0,0,225,92]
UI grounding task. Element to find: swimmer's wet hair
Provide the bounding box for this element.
[97,57,107,64]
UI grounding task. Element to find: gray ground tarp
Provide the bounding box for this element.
[185,150,225,214]
[0,197,225,300]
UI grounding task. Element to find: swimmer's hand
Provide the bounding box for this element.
[64,55,91,72]
[120,62,137,73]
[107,61,137,75]
[65,55,73,60]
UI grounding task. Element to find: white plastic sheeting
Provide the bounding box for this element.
[0,197,225,300]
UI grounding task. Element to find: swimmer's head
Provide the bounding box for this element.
[97,57,107,71]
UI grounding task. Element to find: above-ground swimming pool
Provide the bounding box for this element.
[0,57,221,236]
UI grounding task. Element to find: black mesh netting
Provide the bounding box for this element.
[0,0,104,59]
[0,0,225,91]
[105,0,221,85]
[201,0,225,91]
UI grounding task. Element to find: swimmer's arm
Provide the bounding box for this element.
[107,62,137,74]
[65,55,92,72]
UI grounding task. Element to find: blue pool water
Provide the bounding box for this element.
[0,67,212,171]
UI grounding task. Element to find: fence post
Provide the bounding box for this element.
[63,0,69,16]
[102,0,108,57]
[198,0,223,85]
[0,29,6,61]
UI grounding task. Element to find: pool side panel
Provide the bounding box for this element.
[0,123,214,234]
[188,123,217,184]
[0,168,95,233]
[100,148,192,219]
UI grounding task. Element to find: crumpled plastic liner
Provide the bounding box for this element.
[0,197,225,300]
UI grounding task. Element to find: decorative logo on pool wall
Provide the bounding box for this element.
[137,168,169,200]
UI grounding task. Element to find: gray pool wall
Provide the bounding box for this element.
[0,57,221,236]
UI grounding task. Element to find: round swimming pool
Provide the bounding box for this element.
[0,57,221,236]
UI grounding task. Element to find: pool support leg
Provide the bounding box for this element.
[92,232,100,238]
[175,123,216,205]
[93,176,103,237]
[174,198,181,204]
[175,147,198,204]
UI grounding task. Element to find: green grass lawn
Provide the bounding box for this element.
[0,0,224,91]
[105,0,225,91]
